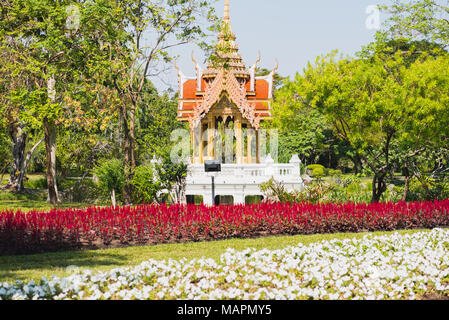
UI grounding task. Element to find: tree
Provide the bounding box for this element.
[396,55,449,199]
[380,0,449,48]
[94,159,125,207]
[134,80,186,163]
[0,0,128,203]
[271,68,362,172]
[155,150,188,204]
[109,0,218,204]
[0,29,44,192]
[298,51,449,202]
[376,1,449,200]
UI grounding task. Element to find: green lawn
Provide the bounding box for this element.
[0,200,88,212]
[0,228,429,284]
[0,190,90,212]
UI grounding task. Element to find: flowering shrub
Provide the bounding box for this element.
[1,200,449,255]
[1,229,448,300]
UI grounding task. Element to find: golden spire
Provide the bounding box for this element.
[224,0,230,23]
[204,0,248,78]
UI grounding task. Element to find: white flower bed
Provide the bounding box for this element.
[1,229,449,300]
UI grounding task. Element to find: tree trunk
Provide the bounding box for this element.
[44,77,59,205]
[6,125,27,192]
[351,154,363,175]
[129,102,136,171]
[44,117,59,205]
[372,173,387,203]
[18,138,44,191]
[371,133,393,203]
[402,162,410,202]
[121,103,132,205]
[122,100,137,205]
[111,189,116,207]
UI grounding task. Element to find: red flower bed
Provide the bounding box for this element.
[1,200,449,256]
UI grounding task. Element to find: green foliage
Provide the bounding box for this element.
[379,1,449,48]
[56,130,115,178]
[260,178,336,204]
[58,178,101,204]
[94,159,125,203]
[261,176,404,205]
[328,169,342,177]
[0,0,127,128]
[0,191,44,202]
[293,47,449,202]
[135,82,186,162]
[0,129,11,172]
[154,150,188,204]
[328,177,403,204]
[306,164,325,178]
[295,181,336,204]
[260,178,297,203]
[271,82,342,166]
[24,178,47,190]
[130,165,161,204]
[407,177,449,202]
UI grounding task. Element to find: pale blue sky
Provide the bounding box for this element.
[155,0,391,92]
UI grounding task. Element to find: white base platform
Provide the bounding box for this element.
[185,155,304,205]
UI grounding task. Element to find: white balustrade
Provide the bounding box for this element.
[185,154,304,205]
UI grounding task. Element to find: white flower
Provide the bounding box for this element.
[2,229,449,300]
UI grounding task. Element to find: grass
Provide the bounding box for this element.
[0,190,90,213]
[0,197,89,213]
[0,228,430,284]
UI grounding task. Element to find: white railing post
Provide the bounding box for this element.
[289,154,301,177]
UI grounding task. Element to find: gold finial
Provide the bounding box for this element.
[255,51,262,65]
[273,59,279,73]
[224,0,230,22]
[191,51,198,66]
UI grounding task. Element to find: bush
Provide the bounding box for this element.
[407,177,449,201]
[24,178,47,190]
[59,178,102,203]
[260,178,297,203]
[130,165,161,204]
[261,178,334,204]
[94,159,125,205]
[306,164,326,178]
[328,169,342,177]
[0,191,44,202]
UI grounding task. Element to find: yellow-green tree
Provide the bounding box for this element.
[296,51,449,202]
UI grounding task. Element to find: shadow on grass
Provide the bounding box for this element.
[0,249,130,281]
[0,200,90,213]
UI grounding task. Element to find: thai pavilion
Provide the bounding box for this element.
[176,0,303,205]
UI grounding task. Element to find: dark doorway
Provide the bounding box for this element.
[214,195,234,205]
[245,195,264,204]
[186,195,204,205]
